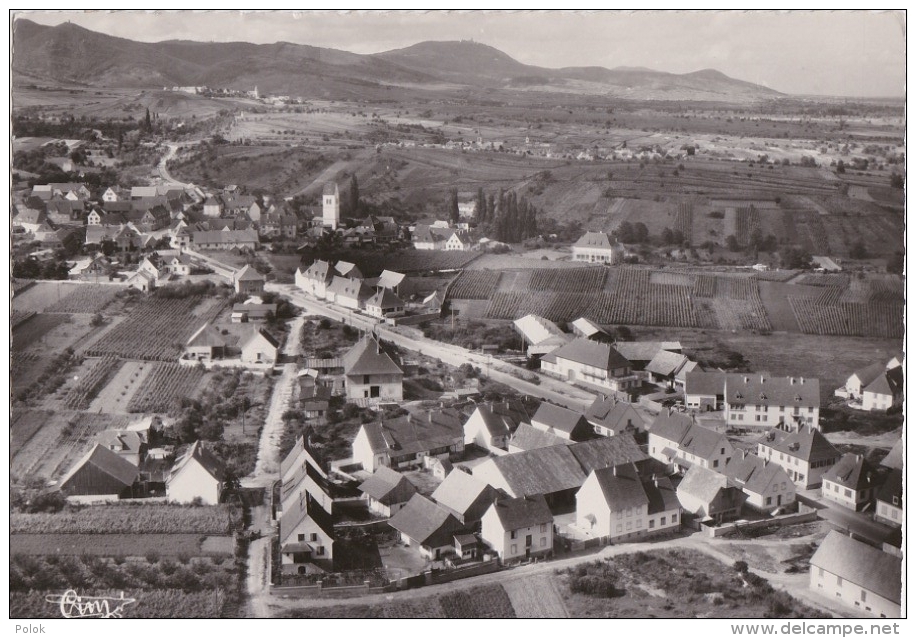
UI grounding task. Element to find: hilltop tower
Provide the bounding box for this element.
[322,182,340,230]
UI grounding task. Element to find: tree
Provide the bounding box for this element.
[780,246,812,270]
[725,235,740,252]
[849,240,867,260]
[144,107,152,132]
[448,187,459,225]
[835,160,846,174]
[661,227,675,245]
[349,174,360,213]
[887,252,904,274]
[476,187,486,223]
[890,173,904,189]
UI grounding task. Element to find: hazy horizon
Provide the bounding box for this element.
[14,10,906,98]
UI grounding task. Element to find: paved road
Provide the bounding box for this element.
[798,493,897,546]
[267,283,597,411]
[157,144,187,187]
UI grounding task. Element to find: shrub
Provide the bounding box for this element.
[733,560,749,574]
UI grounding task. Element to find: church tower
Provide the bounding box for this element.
[322,182,340,230]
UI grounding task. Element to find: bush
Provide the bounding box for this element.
[566,561,621,598]
[733,560,749,574]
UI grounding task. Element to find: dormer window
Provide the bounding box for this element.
[735,392,743,400]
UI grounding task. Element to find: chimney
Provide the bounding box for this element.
[612,465,617,476]
[789,377,795,385]
[743,376,749,384]
[761,376,766,384]
[799,377,804,384]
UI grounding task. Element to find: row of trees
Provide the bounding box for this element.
[471,187,539,243]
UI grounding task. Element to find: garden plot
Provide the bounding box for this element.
[89,361,154,414]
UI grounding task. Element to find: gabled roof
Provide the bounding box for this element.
[192,229,259,245]
[388,494,465,547]
[725,374,819,408]
[822,453,876,491]
[334,261,361,278]
[169,441,227,484]
[301,259,333,281]
[366,288,404,310]
[279,489,335,546]
[677,464,732,503]
[863,369,899,397]
[187,322,227,348]
[488,494,552,531]
[614,341,682,362]
[810,531,901,604]
[849,362,886,387]
[240,327,280,350]
[327,276,372,301]
[875,468,902,506]
[678,423,728,460]
[508,423,573,452]
[585,396,643,433]
[431,470,499,521]
[646,350,691,377]
[360,409,463,458]
[359,466,417,505]
[589,463,650,511]
[757,427,839,463]
[648,412,694,444]
[531,402,590,437]
[58,444,139,490]
[721,452,789,495]
[513,314,566,346]
[880,440,903,470]
[376,270,406,289]
[341,336,403,376]
[479,435,647,497]
[470,401,528,438]
[14,207,48,225]
[541,338,630,370]
[685,371,727,396]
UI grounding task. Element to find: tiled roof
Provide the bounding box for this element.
[646,350,691,377]
[725,374,819,408]
[431,470,499,521]
[235,264,265,282]
[169,441,227,483]
[573,231,616,249]
[614,341,682,363]
[810,531,901,604]
[508,423,572,452]
[685,371,727,396]
[470,401,528,438]
[880,440,903,470]
[590,463,650,511]
[721,452,789,495]
[531,402,589,436]
[341,336,403,376]
[677,465,732,503]
[388,494,465,547]
[541,337,630,370]
[822,453,876,491]
[488,494,553,531]
[59,444,139,490]
[875,468,902,506]
[366,288,404,310]
[359,467,417,505]
[240,326,280,350]
[513,314,566,346]
[361,409,463,458]
[186,322,227,348]
[757,427,839,463]
[585,396,643,433]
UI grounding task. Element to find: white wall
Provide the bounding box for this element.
[810,567,899,618]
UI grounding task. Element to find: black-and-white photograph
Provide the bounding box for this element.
[8,8,906,625]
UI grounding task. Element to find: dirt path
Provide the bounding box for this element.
[245,505,274,618]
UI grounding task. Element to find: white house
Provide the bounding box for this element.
[431,469,500,526]
[584,395,645,437]
[203,196,223,218]
[648,413,734,473]
[239,327,280,364]
[529,402,593,442]
[166,441,226,505]
[102,186,122,202]
[756,426,841,489]
[341,336,403,402]
[296,259,334,299]
[358,466,417,517]
[352,409,464,473]
[463,400,528,453]
[676,465,746,524]
[279,491,335,573]
[388,494,466,561]
[575,463,680,542]
[837,362,887,401]
[721,450,795,513]
[874,469,902,528]
[365,288,405,318]
[443,229,473,251]
[820,453,878,512]
[809,531,901,618]
[571,231,623,264]
[234,265,266,295]
[725,374,820,430]
[862,367,903,412]
[684,371,726,411]
[480,494,553,561]
[540,338,640,395]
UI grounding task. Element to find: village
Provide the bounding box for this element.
[10,167,905,620]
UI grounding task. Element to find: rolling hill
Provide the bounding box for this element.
[12,18,783,102]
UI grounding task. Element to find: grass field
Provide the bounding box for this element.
[11,504,243,535]
[11,534,235,557]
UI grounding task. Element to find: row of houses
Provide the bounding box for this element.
[296,260,411,319]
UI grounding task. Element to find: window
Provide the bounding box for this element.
[616,524,622,533]
[316,546,324,556]
[660,516,667,525]
[298,534,305,542]
[861,590,867,603]
[540,523,547,533]
[672,513,677,522]
[510,530,517,539]
[626,507,632,517]
[713,460,719,468]
[511,544,517,555]
[721,447,725,455]
[540,537,547,548]
[649,519,655,529]
[626,521,632,531]
[310,533,318,542]
[636,519,642,528]
[844,489,852,498]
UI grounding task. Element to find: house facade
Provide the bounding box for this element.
[648,413,734,473]
[571,231,623,264]
[480,495,554,561]
[166,441,226,505]
[756,426,841,489]
[721,451,796,512]
[239,327,280,364]
[341,336,404,401]
[725,374,820,430]
[874,469,902,528]
[820,453,877,511]
[352,410,465,473]
[540,338,640,395]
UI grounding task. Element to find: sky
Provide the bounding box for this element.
[15,9,906,97]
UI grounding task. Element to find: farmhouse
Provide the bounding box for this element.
[572,231,623,264]
[645,350,698,390]
[57,444,140,503]
[192,229,259,250]
[472,435,648,512]
[358,466,418,517]
[432,469,501,526]
[837,362,887,401]
[614,341,683,371]
[341,336,404,402]
[233,265,266,295]
[97,429,148,466]
[874,468,902,528]
[809,531,901,618]
[529,402,594,442]
[676,465,746,524]
[166,441,226,506]
[239,327,280,364]
[820,453,878,512]
[351,409,465,473]
[463,400,529,453]
[575,463,680,542]
[280,491,336,572]
[326,276,373,310]
[540,338,639,395]
[185,322,227,361]
[584,395,645,437]
[480,494,553,561]
[648,413,734,473]
[387,494,466,561]
[725,374,820,430]
[756,426,841,489]
[721,450,795,513]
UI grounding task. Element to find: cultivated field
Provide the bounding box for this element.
[88,361,153,414]
[126,363,207,413]
[11,504,244,535]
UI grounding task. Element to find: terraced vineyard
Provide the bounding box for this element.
[585,269,697,327]
[45,285,120,314]
[735,206,760,246]
[675,202,693,244]
[528,267,607,293]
